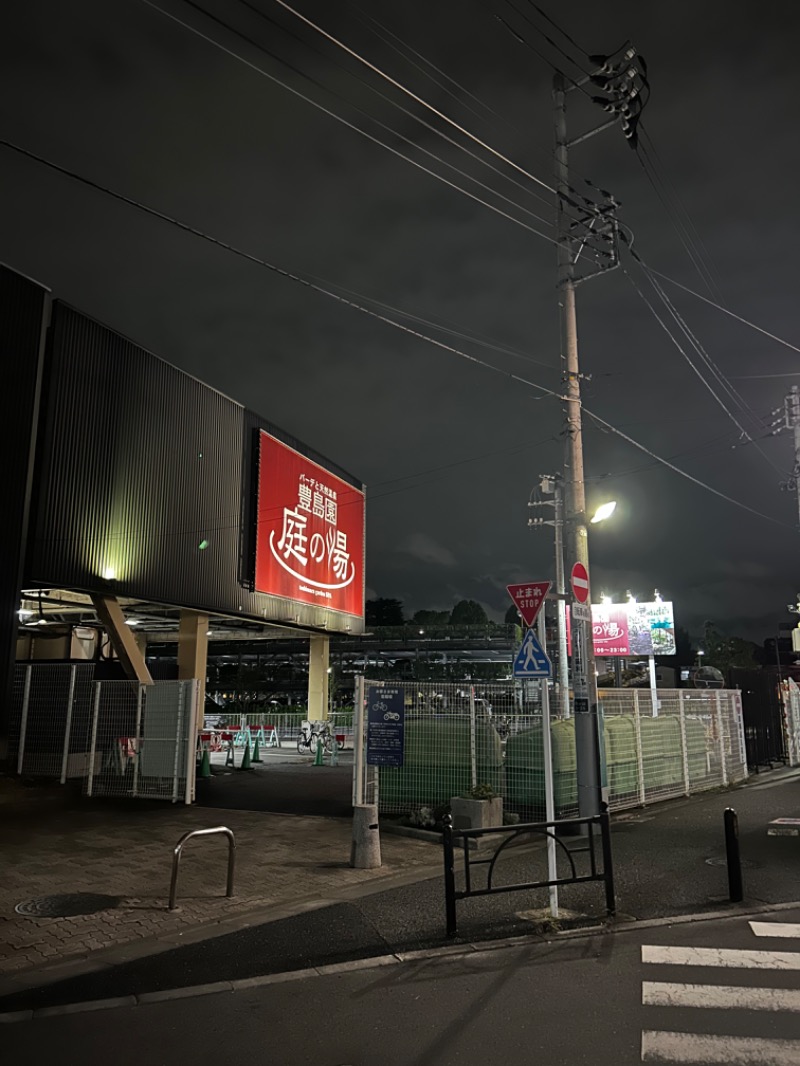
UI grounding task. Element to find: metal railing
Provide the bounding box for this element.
[442,808,615,937]
[168,826,236,911]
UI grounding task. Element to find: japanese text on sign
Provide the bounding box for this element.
[366,687,405,768]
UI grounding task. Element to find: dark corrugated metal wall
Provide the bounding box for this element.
[0,266,49,737]
[25,301,364,633]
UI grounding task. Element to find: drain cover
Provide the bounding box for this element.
[705,856,758,870]
[15,893,122,917]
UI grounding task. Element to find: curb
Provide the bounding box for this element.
[3,897,800,1024]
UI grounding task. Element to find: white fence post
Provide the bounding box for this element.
[353,676,365,807]
[716,691,728,786]
[633,690,646,805]
[59,665,77,785]
[16,664,32,775]
[678,691,690,796]
[469,686,477,789]
[172,683,184,804]
[86,682,101,797]
[132,684,144,797]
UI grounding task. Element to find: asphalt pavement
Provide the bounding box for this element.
[5,906,800,1065]
[3,765,800,1015]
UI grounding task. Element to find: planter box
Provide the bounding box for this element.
[450,795,503,831]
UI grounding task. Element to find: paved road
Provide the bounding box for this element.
[5,908,800,1064]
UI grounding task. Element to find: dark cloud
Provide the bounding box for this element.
[1,0,798,642]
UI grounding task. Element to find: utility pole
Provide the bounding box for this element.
[784,386,800,527]
[553,72,601,817]
[548,45,648,816]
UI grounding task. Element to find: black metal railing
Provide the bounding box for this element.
[442,807,615,937]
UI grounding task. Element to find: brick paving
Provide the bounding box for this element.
[0,781,438,992]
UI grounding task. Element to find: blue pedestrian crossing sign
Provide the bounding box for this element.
[513,629,552,678]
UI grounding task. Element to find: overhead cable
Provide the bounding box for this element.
[140,0,565,246]
[2,136,789,530]
[268,0,559,196]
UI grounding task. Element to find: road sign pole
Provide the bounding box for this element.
[570,561,602,817]
[538,610,558,918]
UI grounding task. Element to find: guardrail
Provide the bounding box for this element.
[168,826,236,911]
[442,808,615,937]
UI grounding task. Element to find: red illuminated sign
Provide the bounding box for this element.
[254,432,365,618]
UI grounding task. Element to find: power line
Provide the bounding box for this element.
[583,409,793,529]
[268,0,559,196]
[648,264,800,358]
[638,124,723,299]
[141,0,565,245]
[223,0,561,221]
[349,2,516,134]
[622,256,789,479]
[732,373,800,380]
[635,133,721,302]
[3,137,789,531]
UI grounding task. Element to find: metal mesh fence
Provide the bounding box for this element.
[362,680,748,820]
[85,680,199,803]
[9,663,96,780]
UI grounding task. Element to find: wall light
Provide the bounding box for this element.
[102,567,116,582]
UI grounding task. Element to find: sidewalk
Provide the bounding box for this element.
[3,765,800,1012]
[0,774,438,998]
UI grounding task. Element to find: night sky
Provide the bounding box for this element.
[2,0,799,643]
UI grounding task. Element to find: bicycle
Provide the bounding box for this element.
[296,721,344,755]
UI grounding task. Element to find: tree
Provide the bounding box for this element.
[365,598,405,626]
[449,599,488,626]
[504,604,521,625]
[701,621,759,675]
[412,609,450,625]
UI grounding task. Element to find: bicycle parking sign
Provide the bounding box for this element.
[366,687,405,768]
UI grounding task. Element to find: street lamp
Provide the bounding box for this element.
[590,501,617,524]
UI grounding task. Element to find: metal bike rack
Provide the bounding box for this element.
[168,826,236,911]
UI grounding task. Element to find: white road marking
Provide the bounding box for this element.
[750,921,800,939]
[643,981,800,1012]
[642,945,800,970]
[641,1030,800,1064]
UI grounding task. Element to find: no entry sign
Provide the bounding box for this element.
[571,562,590,603]
[506,581,551,627]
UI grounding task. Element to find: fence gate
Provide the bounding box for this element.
[9,664,199,804]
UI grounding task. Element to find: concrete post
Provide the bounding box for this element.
[350,802,381,869]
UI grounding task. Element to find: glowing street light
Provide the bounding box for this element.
[590,500,617,524]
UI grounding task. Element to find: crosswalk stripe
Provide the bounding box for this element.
[642,945,800,970]
[642,1030,800,1063]
[643,981,800,1012]
[750,921,800,939]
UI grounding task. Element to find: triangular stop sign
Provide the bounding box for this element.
[506,581,551,627]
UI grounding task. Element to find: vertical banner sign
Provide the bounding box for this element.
[366,686,405,767]
[254,431,365,617]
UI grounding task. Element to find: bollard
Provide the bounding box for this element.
[724,807,744,903]
[350,803,381,869]
[442,814,457,937]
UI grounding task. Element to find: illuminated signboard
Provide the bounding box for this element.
[254,431,365,618]
[592,600,676,657]
[568,600,676,657]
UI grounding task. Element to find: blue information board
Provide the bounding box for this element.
[366,687,405,767]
